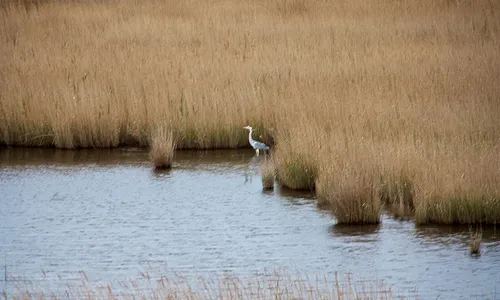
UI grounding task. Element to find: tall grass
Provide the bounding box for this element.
[1,0,499,224]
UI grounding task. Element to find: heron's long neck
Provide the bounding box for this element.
[248,129,253,142]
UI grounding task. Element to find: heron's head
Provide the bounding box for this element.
[243,125,252,130]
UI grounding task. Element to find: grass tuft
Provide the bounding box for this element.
[469,228,482,256]
[317,168,382,225]
[275,157,316,190]
[260,158,275,190]
[415,195,500,225]
[150,127,176,169]
[380,171,414,220]
[273,138,317,191]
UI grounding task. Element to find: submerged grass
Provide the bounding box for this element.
[1,0,499,224]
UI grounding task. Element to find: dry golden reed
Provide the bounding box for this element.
[469,229,482,256]
[150,127,175,169]
[4,269,397,300]
[1,0,499,224]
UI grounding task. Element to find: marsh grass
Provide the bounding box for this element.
[276,0,309,16]
[380,173,414,209]
[3,269,397,300]
[415,195,500,225]
[380,172,415,220]
[316,167,382,224]
[260,158,275,190]
[1,0,499,224]
[386,203,414,221]
[150,127,175,169]
[275,157,316,191]
[273,137,317,191]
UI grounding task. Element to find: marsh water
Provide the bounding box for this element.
[1,147,499,299]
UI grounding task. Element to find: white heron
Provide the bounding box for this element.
[243,125,270,156]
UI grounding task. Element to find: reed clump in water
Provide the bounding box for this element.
[273,134,317,191]
[150,127,175,169]
[316,165,382,224]
[274,155,316,191]
[469,228,482,256]
[1,0,499,224]
[260,158,275,190]
[380,171,415,220]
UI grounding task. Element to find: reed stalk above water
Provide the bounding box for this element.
[150,127,175,169]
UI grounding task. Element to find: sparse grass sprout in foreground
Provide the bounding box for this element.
[4,270,397,300]
[150,127,175,169]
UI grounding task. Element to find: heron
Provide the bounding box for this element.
[243,125,270,156]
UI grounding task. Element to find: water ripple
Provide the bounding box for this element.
[0,148,499,299]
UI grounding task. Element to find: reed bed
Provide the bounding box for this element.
[1,0,499,224]
[2,269,397,300]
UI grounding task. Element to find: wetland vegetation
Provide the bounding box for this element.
[1,148,500,299]
[2,269,395,300]
[150,126,176,169]
[1,0,499,224]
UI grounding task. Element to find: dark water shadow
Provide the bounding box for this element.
[273,184,320,208]
[261,187,275,195]
[330,223,381,237]
[175,149,255,165]
[173,149,259,174]
[151,168,173,180]
[0,147,148,167]
[0,147,259,170]
[384,204,415,222]
[276,185,315,200]
[415,224,500,243]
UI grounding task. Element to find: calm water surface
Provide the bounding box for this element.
[1,148,499,299]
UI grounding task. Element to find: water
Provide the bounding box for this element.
[1,147,499,299]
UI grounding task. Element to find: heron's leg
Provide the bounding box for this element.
[255,149,259,156]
